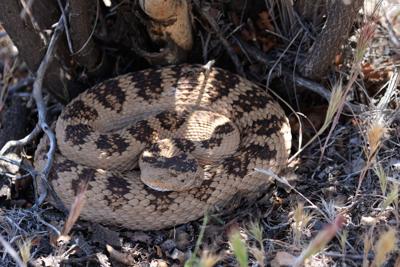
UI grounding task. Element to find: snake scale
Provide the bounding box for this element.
[34,64,291,230]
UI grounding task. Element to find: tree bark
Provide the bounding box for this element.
[300,0,364,80]
[69,0,106,76]
[0,96,27,150]
[294,0,327,26]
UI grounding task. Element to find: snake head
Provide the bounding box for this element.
[139,139,204,192]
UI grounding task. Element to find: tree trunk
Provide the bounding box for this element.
[300,0,364,80]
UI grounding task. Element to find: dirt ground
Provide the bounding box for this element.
[0,0,400,266]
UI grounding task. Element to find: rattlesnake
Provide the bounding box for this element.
[35,64,291,230]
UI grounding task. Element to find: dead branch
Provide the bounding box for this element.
[300,0,364,79]
[33,16,65,206]
[234,37,362,113]
[193,0,244,76]
[0,12,66,210]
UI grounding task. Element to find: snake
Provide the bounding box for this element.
[34,64,291,230]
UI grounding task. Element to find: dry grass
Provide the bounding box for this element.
[372,228,397,267]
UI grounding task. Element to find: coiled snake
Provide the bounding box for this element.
[35,65,291,230]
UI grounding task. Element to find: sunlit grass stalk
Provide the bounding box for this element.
[292,203,313,247]
[17,239,32,266]
[185,214,210,267]
[380,184,399,211]
[362,231,373,267]
[0,235,26,267]
[248,222,264,248]
[293,215,346,267]
[61,181,88,237]
[356,120,386,194]
[319,22,376,162]
[340,230,348,258]
[197,251,221,267]
[228,229,248,267]
[51,181,88,247]
[289,83,344,161]
[374,163,387,196]
[248,221,265,266]
[372,228,397,267]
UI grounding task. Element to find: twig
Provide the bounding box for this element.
[0,124,41,155]
[19,0,44,42]
[319,22,376,163]
[70,0,100,55]
[0,156,22,168]
[254,168,330,222]
[61,181,88,236]
[33,17,65,205]
[193,0,244,76]
[292,31,308,112]
[266,29,302,87]
[235,38,362,112]
[292,74,363,113]
[377,69,399,110]
[322,251,373,260]
[0,155,36,175]
[293,10,315,41]
[0,14,66,207]
[233,37,275,64]
[8,77,35,94]
[61,255,97,265]
[19,0,35,20]
[291,74,331,101]
[385,16,400,48]
[0,172,31,180]
[34,213,61,236]
[56,0,73,54]
[0,235,27,267]
[200,31,213,63]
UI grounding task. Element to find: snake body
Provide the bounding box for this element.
[35,65,291,230]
